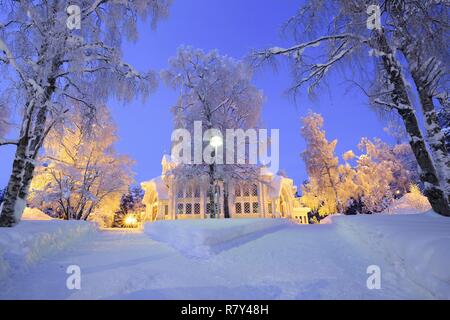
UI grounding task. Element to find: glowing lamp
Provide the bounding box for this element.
[210,135,223,148]
[124,214,138,227]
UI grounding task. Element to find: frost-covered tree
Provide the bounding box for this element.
[0,103,11,141]
[256,0,450,216]
[437,102,450,151]
[0,188,5,206]
[162,46,264,218]
[300,113,419,216]
[300,112,343,215]
[0,0,171,226]
[28,105,134,221]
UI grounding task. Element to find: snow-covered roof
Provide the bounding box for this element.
[141,176,169,200]
[260,167,274,176]
[267,174,283,198]
[259,167,296,198]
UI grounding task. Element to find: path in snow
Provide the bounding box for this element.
[0,223,434,299]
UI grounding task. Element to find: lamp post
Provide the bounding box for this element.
[209,135,223,219]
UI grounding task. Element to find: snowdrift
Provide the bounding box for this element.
[0,220,97,281]
[21,207,53,221]
[144,219,293,258]
[331,212,450,299]
[382,192,431,215]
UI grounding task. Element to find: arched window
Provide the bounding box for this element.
[185,186,193,198]
[235,185,241,197]
[251,184,258,196]
[243,185,250,197]
[176,183,201,216]
[194,186,201,198]
[235,183,259,215]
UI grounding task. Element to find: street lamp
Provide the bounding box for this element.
[209,135,223,219]
[209,135,223,149]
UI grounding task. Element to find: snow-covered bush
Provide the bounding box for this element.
[383,185,431,215]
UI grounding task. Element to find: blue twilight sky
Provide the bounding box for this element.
[0,0,394,188]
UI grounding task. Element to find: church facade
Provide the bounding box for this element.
[141,155,309,224]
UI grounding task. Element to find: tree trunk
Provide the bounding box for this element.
[223,181,230,218]
[0,109,48,226]
[409,64,450,197]
[208,163,216,218]
[0,136,32,227]
[374,30,450,216]
[0,69,56,226]
[387,5,450,210]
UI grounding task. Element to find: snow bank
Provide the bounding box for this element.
[21,207,53,221]
[0,220,97,281]
[319,213,343,224]
[144,219,293,258]
[332,212,450,299]
[382,192,431,215]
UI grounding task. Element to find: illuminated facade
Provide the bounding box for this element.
[141,155,309,224]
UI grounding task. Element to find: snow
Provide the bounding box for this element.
[13,198,26,221]
[141,176,169,200]
[144,219,292,258]
[0,220,97,282]
[21,207,53,221]
[0,213,449,299]
[332,212,450,299]
[382,192,431,215]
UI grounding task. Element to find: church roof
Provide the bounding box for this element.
[141,176,169,200]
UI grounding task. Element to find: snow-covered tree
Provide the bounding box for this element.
[300,112,343,215]
[28,105,134,221]
[300,112,420,216]
[256,0,450,216]
[0,0,171,226]
[437,101,450,151]
[0,103,10,141]
[0,188,5,206]
[162,46,264,218]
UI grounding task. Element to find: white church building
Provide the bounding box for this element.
[141,155,309,224]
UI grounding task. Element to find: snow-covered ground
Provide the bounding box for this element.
[0,213,449,299]
[0,220,96,282]
[331,211,450,299]
[144,219,292,258]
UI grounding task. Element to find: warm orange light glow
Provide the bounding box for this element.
[124,214,138,227]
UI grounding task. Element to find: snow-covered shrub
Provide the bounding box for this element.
[406,185,432,212]
[383,185,431,214]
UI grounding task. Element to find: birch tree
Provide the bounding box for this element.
[162,46,264,218]
[0,103,11,141]
[0,0,171,226]
[255,0,450,215]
